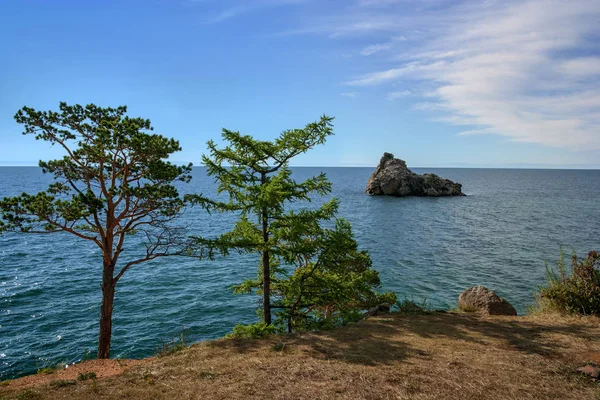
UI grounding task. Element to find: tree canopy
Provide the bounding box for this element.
[190,115,395,332]
[0,102,194,358]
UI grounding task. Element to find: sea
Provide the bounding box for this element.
[1,166,599,380]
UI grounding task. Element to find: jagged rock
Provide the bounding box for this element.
[458,286,517,316]
[366,152,464,197]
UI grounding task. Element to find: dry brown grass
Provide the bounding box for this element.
[2,312,599,399]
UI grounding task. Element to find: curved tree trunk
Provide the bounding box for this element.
[98,262,115,359]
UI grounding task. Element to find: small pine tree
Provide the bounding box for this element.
[267,214,396,333]
[189,116,395,330]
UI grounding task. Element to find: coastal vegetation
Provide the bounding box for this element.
[188,115,395,333]
[537,250,600,315]
[0,103,195,359]
[0,103,394,364]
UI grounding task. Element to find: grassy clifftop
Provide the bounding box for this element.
[2,312,599,399]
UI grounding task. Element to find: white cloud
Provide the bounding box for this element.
[457,128,497,136]
[198,0,309,23]
[559,57,600,78]
[347,67,406,85]
[196,0,600,151]
[387,90,411,100]
[309,0,600,150]
[347,61,446,85]
[360,43,392,56]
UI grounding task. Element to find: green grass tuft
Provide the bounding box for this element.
[226,322,280,339]
[395,298,431,314]
[198,371,216,379]
[77,372,97,381]
[16,390,41,400]
[49,380,77,388]
[271,342,286,352]
[36,367,55,375]
[156,327,189,357]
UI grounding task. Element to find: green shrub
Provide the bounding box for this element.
[49,380,76,388]
[16,390,41,400]
[77,372,97,381]
[37,366,58,375]
[538,250,600,315]
[156,329,189,357]
[294,308,366,333]
[271,342,286,352]
[395,298,431,314]
[35,360,65,375]
[226,322,281,339]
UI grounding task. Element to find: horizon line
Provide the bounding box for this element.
[1,163,599,170]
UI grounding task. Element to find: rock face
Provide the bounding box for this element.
[458,286,517,316]
[366,152,464,197]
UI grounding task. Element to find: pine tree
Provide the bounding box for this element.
[0,103,193,358]
[190,116,395,331]
[268,215,396,333]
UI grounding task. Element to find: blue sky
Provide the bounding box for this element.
[1,0,599,167]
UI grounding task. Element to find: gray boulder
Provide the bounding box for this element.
[366,152,464,197]
[458,286,517,316]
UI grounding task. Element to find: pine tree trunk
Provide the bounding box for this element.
[98,262,115,359]
[261,206,271,325]
[262,249,271,325]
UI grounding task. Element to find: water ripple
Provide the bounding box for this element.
[1,167,600,379]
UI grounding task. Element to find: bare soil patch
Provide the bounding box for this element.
[1,359,146,390]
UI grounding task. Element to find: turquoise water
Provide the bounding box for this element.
[1,167,599,379]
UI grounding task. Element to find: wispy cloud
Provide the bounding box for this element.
[387,90,411,100]
[301,0,600,150]
[347,67,405,85]
[360,43,392,56]
[194,0,308,23]
[347,61,445,85]
[559,57,600,78]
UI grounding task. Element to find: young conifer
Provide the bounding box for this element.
[190,116,395,331]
